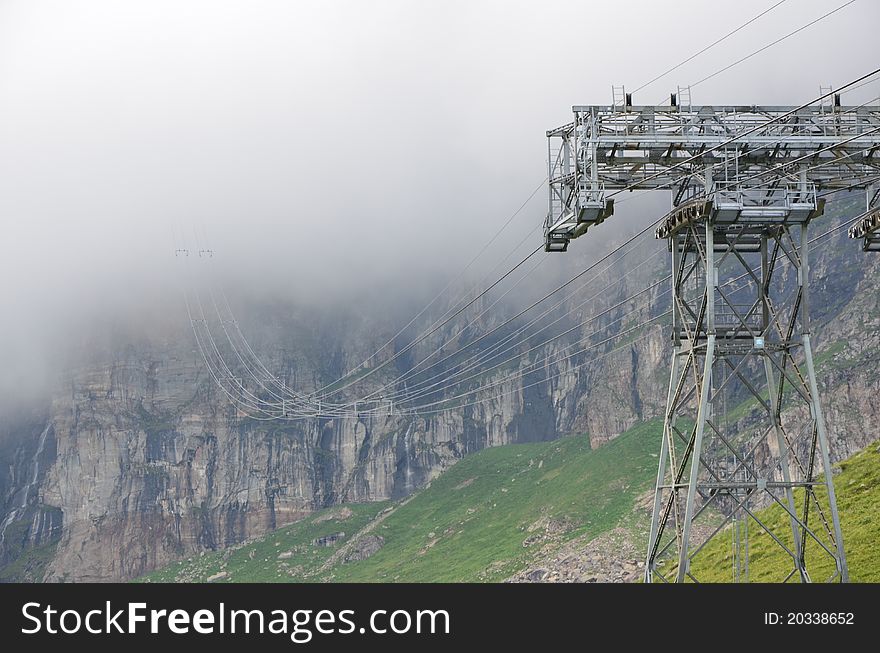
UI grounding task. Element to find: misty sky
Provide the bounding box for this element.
[0,0,878,397]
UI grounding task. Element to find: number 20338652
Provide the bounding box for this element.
[764,612,854,625]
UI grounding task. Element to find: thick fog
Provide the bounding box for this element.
[0,0,878,401]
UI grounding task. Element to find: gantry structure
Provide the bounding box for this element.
[544,88,880,582]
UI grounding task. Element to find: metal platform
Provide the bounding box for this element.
[656,185,825,242]
[543,187,614,251]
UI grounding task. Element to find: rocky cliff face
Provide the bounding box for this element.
[1,204,877,581]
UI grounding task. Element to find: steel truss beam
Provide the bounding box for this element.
[545,98,880,251]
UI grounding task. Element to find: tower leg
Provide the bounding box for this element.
[802,336,848,582]
[645,350,680,582]
[676,336,714,582]
[763,356,809,583]
[801,223,848,582]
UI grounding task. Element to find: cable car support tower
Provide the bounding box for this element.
[544,88,880,582]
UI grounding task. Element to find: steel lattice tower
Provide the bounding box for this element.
[543,88,880,582]
[648,194,846,582]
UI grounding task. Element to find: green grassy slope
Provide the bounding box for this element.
[689,442,880,583]
[331,419,662,582]
[140,419,663,583]
[139,420,879,584]
[139,501,390,583]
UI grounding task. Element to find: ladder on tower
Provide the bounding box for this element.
[612,85,630,112]
[676,85,692,112]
